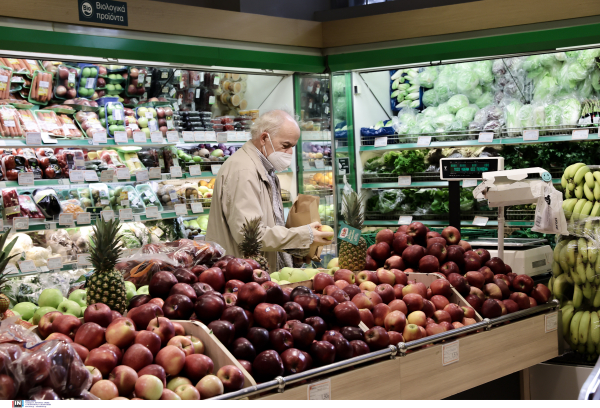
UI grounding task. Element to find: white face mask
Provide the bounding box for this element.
[263,133,293,172]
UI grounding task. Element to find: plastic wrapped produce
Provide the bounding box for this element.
[446,94,469,114]
[534,74,559,101]
[433,114,455,132]
[544,103,562,127]
[465,86,483,104]
[17,195,45,219]
[416,67,438,88]
[0,107,24,138]
[35,110,64,137]
[15,109,41,134]
[32,188,62,218]
[559,61,588,90]
[518,104,534,129]
[2,188,21,220]
[456,69,480,93]
[558,97,582,126]
[474,91,494,108]
[422,106,438,118]
[422,89,437,107]
[576,49,600,70]
[472,60,494,84]
[2,154,30,181]
[504,99,524,136]
[455,105,479,128]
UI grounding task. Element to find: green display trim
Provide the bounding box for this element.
[329,22,600,71]
[362,219,535,227]
[294,75,305,194]
[0,26,326,73]
[362,179,561,189]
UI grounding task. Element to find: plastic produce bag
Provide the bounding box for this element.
[456,70,480,93]
[558,97,582,126]
[455,105,479,128]
[532,184,568,235]
[433,114,455,132]
[544,103,562,127]
[377,190,404,213]
[422,89,438,107]
[416,67,438,88]
[559,61,588,90]
[518,104,534,128]
[475,92,494,108]
[117,253,178,287]
[446,94,469,114]
[472,60,494,84]
[504,99,524,136]
[32,188,62,219]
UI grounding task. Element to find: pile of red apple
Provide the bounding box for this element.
[366,223,552,319]
[17,303,245,400]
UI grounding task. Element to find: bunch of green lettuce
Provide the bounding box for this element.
[393,150,427,174]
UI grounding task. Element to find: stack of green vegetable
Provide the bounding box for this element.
[391,69,421,110]
[364,150,428,175]
[366,188,477,215]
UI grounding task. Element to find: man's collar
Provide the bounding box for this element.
[254,146,275,174]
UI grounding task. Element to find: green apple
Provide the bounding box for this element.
[32,306,57,325]
[328,267,339,276]
[125,281,137,301]
[327,258,339,269]
[289,269,308,283]
[13,302,38,321]
[279,267,294,281]
[80,306,87,317]
[38,288,64,309]
[304,268,320,279]
[278,280,291,285]
[269,272,280,281]
[137,285,149,295]
[68,289,87,308]
[57,300,82,317]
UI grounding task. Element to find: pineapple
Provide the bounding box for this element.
[239,217,270,272]
[0,230,19,316]
[86,218,128,314]
[338,189,367,272]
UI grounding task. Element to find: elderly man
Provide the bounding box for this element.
[206,109,333,272]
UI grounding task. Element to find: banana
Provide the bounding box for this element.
[574,283,583,308]
[584,183,595,201]
[560,243,572,273]
[595,274,600,286]
[568,182,576,192]
[574,165,591,185]
[554,239,569,263]
[575,185,584,199]
[579,238,589,263]
[566,189,574,199]
[579,311,591,345]
[594,182,600,201]
[549,276,554,296]
[561,174,568,189]
[586,262,596,283]
[594,170,600,184]
[594,284,600,308]
[572,199,588,221]
[563,199,578,218]
[587,322,596,354]
[571,310,584,345]
[576,253,587,282]
[567,240,578,267]
[562,305,575,337]
[567,163,586,180]
[554,273,574,300]
[552,261,563,277]
[591,311,600,346]
[585,172,596,189]
[596,255,600,279]
[589,240,598,264]
[581,201,594,219]
[578,343,586,354]
[583,281,593,299]
[572,267,582,285]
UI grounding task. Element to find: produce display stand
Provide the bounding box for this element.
[212,301,560,400]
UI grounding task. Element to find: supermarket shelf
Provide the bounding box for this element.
[303,166,332,172]
[363,219,534,227]
[7,261,88,278]
[336,146,348,153]
[362,179,562,189]
[0,138,176,149]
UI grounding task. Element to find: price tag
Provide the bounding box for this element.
[315,159,325,169]
[85,78,95,88]
[68,72,76,84]
[144,111,154,119]
[194,131,205,142]
[214,76,220,85]
[133,131,146,143]
[205,131,216,141]
[189,165,201,176]
[523,129,539,141]
[18,260,37,273]
[545,312,558,333]
[174,204,187,215]
[169,87,176,97]
[572,129,589,140]
[211,165,221,175]
[166,131,179,143]
[93,131,107,144]
[191,202,204,213]
[85,170,99,182]
[119,208,133,220]
[216,133,228,143]
[100,169,115,183]
[44,223,56,231]
[398,216,413,225]
[472,216,489,226]
[442,340,459,366]
[150,131,164,143]
[195,88,201,98]
[48,257,63,270]
[145,206,160,219]
[26,132,41,145]
[114,131,128,144]
[170,166,183,178]
[136,170,149,182]
[182,131,195,142]
[41,132,57,144]
[121,200,129,207]
[116,168,130,180]
[358,322,369,332]
[74,159,85,168]
[161,71,169,79]
[76,212,91,224]
[70,170,85,183]
[4,264,18,275]
[149,167,162,179]
[58,213,74,226]
[462,179,478,188]
[113,109,123,121]
[478,132,494,143]
[417,136,432,146]
[77,254,91,266]
[307,378,331,400]
[102,210,115,221]
[18,172,34,186]
[398,176,411,186]
[374,137,388,147]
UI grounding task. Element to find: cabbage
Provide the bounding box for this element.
[473,60,494,84]
[534,74,558,101]
[422,107,438,118]
[558,98,582,125]
[577,77,594,99]
[544,104,562,127]
[447,94,469,114]
[434,81,453,103]
[437,103,451,115]
[466,86,483,103]
[422,89,438,107]
[555,52,567,62]
[456,70,480,93]
[518,104,534,128]
[433,114,455,132]
[559,62,588,89]
[504,99,523,135]
[417,117,434,134]
[532,104,545,128]
[417,67,438,88]
[475,92,494,108]
[539,53,559,67]
[523,55,542,72]
[577,49,600,70]
[455,105,478,128]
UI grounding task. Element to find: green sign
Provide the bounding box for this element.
[338,222,361,245]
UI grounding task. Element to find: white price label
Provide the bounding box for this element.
[166,131,179,143]
[4,264,18,275]
[211,165,221,175]
[216,133,228,143]
[119,208,133,220]
[169,192,178,201]
[398,176,411,186]
[478,132,494,143]
[161,71,168,79]
[170,166,183,178]
[70,170,85,183]
[84,170,99,182]
[472,216,489,226]
[68,72,75,84]
[113,109,123,121]
[77,254,91,266]
[182,131,195,142]
[149,167,162,179]
[18,260,37,273]
[101,210,115,221]
[462,179,478,188]
[116,168,130,180]
[189,165,201,176]
[545,312,558,332]
[398,216,413,225]
[214,76,220,85]
[315,159,325,169]
[26,132,42,145]
[58,213,74,226]
[133,131,146,143]
[121,200,129,207]
[417,136,432,146]
[191,203,204,213]
[307,378,331,400]
[374,137,388,147]
[48,257,63,270]
[205,131,216,141]
[85,78,95,88]
[572,129,589,140]
[169,87,176,97]
[114,131,128,144]
[74,159,85,168]
[100,169,115,183]
[150,131,164,143]
[93,132,107,144]
[18,172,34,186]
[145,206,160,219]
[195,88,201,98]
[442,340,459,366]
[358,322,369,332]
[194,131,205,142]
[136,170,149,182]
[174,204,187,215]
[145,112,154,119]
[523,129,539,141]
[41,132,57,144]
[76,212,91,224]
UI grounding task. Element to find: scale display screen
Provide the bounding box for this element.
[439,158,503,180]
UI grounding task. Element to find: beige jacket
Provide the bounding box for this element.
[205,141,311,272]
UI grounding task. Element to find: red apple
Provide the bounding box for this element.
[384,310,406,332]
[313,273,335,293]
[253,303,286,330]
[464,251,482,271]
[440,261,460,277]
[194,293,225,324]
[128,303,164,331]
[481,298,502,318]
[309,341,336,366]
[364,326,390,350]
[376,283,395,304]
[402,245,426,268]
[376,229,395,246]
[281,348,311,374]
[252,350,284,382]
[156,345,186,376]
[512,275,535,294]
[503,299,519,314]
[393,284,405,299]
[147,316,175,346]
[402,324,422,341]
[433,310,452,324]
[530,284,551,304]
[90,379,119,400]
[493,278,511,299]
[195,374,224,398]
[443,303,464,322]
[135,330,162,356]
[334,301,361,326]
[385,256,406,271]
[376,268,396,285]
[74,322,105,350]
[343,284,361,299]
[184,354,214,383]
[84,303,113,328]
[51,314,82,340]
[109,365,138,396]
[392,234,414,256]
[458,240,472,252]
[359,309,375,328]
[509,292,530,310]
[448,273,470,296]
[418,255,440,273]
[216,365,244,392]
[106,317,136,348]
[402,293,424,313]
[371,242,392,263]
[483,283,503,300]
[86,348,118,377]
[350,340,371,357]
[407,310,427,327]
[474,248,491,264]
[485,257,506,275]
[426,243,447,264]
[334,269,356,284]
[198,268,226,292]
[441,226,461,245]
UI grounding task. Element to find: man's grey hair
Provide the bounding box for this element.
[250,109,300,141]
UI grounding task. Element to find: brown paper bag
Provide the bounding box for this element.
[286,194,322,261]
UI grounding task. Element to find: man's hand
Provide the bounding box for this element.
[310,221,334,246]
